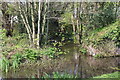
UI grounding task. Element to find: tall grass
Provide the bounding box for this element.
[0,57,10,72]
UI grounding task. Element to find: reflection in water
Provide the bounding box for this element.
[73,51,80,76]
[1,43,119,78]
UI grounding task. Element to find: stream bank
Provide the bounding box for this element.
[0,43,119,78]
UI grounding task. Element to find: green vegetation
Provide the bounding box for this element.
[40,47,65,58]
[11,53,23,69]
[84,21,120,57]
[0,47,65,72]
[93,71,119,78]
[0,57,10,72]
[0,28,65,72]
[79,47,87,55]
[0,2,120,78]
[87,21,120,46]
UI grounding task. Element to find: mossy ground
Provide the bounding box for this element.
[93,71,119,78]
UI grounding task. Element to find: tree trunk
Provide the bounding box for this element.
[79,3,83,44]
[37,0,41,48]
[46,2,50,45]
[19,3,33,46]
[41,2,47,46]
[31,2,36,47]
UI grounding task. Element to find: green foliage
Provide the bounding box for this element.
[87,21,120,47]
[0,29,7,47]
[23,49,38,60]
[52,42,63,47]
[0,29,7,39]
[93,71,119,78]
[42,72,77,78]
[0,57,10,72]
[40,47,64,58]
[59,12,73,42]
[60,12,72,25]
[103,25,120,47]
[79,48,87,55]
[89,2,116,28]
[11,53,23,69]
[14,33,29,47]
[0,46,65,72]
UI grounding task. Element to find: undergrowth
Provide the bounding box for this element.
[0,29,65,72]
[93,71,119,78]
[85,21,120,47]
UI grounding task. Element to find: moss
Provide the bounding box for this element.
[93,71,119,78]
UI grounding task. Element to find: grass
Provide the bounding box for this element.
[0,57,10,72]
[93,71,119,78]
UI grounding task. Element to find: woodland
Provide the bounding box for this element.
[0,1,120,78]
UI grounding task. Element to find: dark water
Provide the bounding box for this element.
[0,43,119,78]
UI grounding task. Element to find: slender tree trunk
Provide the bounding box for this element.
[40,2,48,46]
[79,23,83,44]
[46,2,49,45]
[37,0,41,48]
[72,3,80,44]
[31,2,36,47]
[19,3,33,46]
[23,5,32,35]
[79,3,83,44]
[71,15,76,34]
